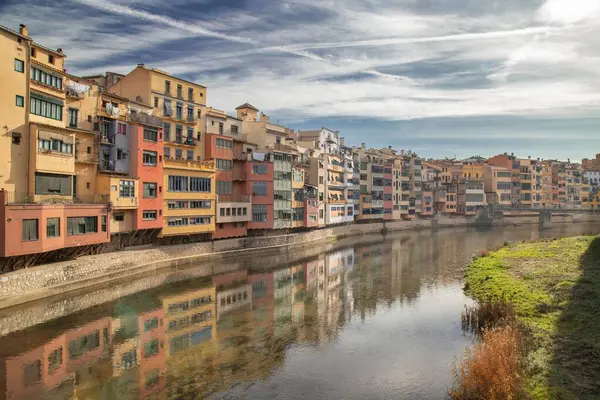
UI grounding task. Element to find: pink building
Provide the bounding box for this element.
[0,190,110,259]
[129,117,164,233]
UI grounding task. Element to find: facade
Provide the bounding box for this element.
[0,25,112,266]
[484,165,512,206]
[110,65,216,239]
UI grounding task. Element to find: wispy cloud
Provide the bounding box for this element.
[1,0,600,159]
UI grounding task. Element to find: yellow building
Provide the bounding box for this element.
[484,165,512,206]
[110,65,216,237]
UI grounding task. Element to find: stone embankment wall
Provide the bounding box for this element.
[0,213,598,311]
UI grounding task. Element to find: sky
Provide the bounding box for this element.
[2,0,600,161]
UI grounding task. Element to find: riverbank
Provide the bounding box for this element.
[463,236,600,399]
[0,213,598,310]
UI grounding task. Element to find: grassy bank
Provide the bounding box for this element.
[461,236,600,399]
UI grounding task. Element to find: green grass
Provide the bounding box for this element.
[464,236,600,399]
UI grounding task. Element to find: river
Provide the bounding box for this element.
[0,223,598,400]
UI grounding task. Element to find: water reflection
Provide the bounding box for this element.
[1,224,599,400]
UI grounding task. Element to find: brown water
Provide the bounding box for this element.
[0,224,598,400]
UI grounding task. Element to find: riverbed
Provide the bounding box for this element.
[1,223,598,400]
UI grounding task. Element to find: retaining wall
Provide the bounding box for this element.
[0,213,599,310]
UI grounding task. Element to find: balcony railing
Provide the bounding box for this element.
[4,191,109,205]
[186,115,197,123]
[65,88,85,99]
[129,112,163,127]
[217,194,251,203]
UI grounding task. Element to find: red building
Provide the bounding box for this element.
[137,308,166,398]
[384,161,394,220]
[304,185,319,227]
[129,115,164,236]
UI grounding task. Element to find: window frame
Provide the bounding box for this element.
[46,217,60,238]
[22,219,39,241]
[14,58,24,72]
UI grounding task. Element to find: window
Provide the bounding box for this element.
[216,138,232,149]
[252,182,267,196]
[30,47,36,57]
[117,149,125,160]
[35,172,71,195]
[216,159,232,170]
[143,211,157,220]
[68,108,78,127]
[190,201,211,209]
[165,80,171,94]
[67,216,98,235]
[119,180,135,197]
[143,183,157,198]
[164,147,170,158]
[24,361,41,386]
[319,176,324,184]
[117,123,127,135]
[22,219,39,241]
[144,128,158,142]
[219,122,224,134]
[154,97,159,108]
[190,177,211,192]
[163,99,172,116]
[163,123,171,141]
[190,216,211,225]
[168,217,188,227]
[168,175,188,192]
[252,205,268,222]
[30,94,63,121]
[143,151,157,165]
[216,180,232,194]
[144,339,160,359]
[176,103,183,119]
[47,139,73,154]
[16,95,24,107]
[113,212,125,222]
[168,201,188,209]
[47,347,63,374]
[177,84,182,98]
[253,164,267,175]
[46,217,60,238]
[48,54,54,64]
[187,150,194,161]
[319,209,324,219]
[231,125,238,134]
[197,109,201,119]
[220,208,225,217]
[175,149,182,159]
[30,67,62,89]
[14,58,24,72]
[12,133,21,145]
[175,126,183,143]
[188,88,194,101]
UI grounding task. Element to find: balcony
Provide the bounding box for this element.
[172,136,196,147]
[75,152,98,164]
[111,196,138,209]
[216,195,252,223]
[4,191,109,205]
[164,158,215,171]
[129,111,162,127]
[66,88,85,100]
[232,169,248,181]
[97,134,115,145]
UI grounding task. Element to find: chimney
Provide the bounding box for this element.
[528,156,531,159]
[260,113,270,122]
[511,152,514,156]
[57,48,63,54]
[388,145,392,150]
[19,24,28,37]
[361,142,366,150]
[137,63,145,68]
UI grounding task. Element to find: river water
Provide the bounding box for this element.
[0,224,598,400]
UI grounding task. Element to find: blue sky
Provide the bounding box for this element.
[2,0,600,160]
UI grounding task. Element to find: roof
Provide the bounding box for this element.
[297,130,321,137]
[235,103,259,111]
[0,25,67,57]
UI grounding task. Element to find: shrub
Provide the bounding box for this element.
[450,324,525,400]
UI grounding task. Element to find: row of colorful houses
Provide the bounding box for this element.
[0,24,598,269]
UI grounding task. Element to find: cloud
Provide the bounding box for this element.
[2,0,600,159]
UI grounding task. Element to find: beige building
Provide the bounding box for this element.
[484,165,512,206]
[110,65,216,237]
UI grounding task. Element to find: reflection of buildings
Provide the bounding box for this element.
[3,316,112,400]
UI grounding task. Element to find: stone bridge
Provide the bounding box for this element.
[491,206,600,228]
